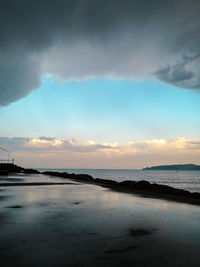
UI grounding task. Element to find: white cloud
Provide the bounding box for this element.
[1,136,200,168]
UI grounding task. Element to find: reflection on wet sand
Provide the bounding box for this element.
[0,173,200,266]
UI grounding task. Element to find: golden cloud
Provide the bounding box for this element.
[1,136,200,168]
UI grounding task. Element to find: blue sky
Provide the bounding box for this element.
[1,77,200,168]
[1,77,200,143]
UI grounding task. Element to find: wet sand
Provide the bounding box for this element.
[1,173,200,266]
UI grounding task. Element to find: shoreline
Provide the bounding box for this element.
[42,171,200,206]
[1,163,200,206]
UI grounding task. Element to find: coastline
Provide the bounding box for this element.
[42,171,200,206]
[1,163,200,206]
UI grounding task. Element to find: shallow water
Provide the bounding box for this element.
[38,168,200,193]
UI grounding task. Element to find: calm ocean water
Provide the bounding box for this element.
[38,168,200,193]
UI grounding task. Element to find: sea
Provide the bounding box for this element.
[37,168,200,193]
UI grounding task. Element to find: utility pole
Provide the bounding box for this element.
[0,146,12,164]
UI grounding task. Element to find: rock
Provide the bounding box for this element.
[95,178,117,185]
[119,180,136,187]
[0,163,23,173]
[75,174,94,182]
[23,169,40,174]
[133,180,152,190]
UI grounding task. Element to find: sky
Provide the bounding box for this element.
[0,0,200,168]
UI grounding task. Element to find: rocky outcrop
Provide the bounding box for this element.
[23,168,40,174]
[43,171,200,203]
[0,163,23,173]
[95,178,118,185]
[0,164,40,174]
[42,171,94,182]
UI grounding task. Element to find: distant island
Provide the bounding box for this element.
[143,164,200,171]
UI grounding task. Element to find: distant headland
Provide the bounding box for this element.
[143,164,200,171]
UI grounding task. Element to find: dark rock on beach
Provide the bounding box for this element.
[43,171,94,182]
[0,163,23,173]
[42,171,200,205]
[75,174,94,182]
[0,164,40,174]
[23,168,40,174]
[95,178,118,185]
[132,180,152,190]
[119,180,136,187]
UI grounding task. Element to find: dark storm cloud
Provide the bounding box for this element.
[0,0,200,105]
[155,53,200,89]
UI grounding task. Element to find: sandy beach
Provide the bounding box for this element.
[1,173,200,267]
